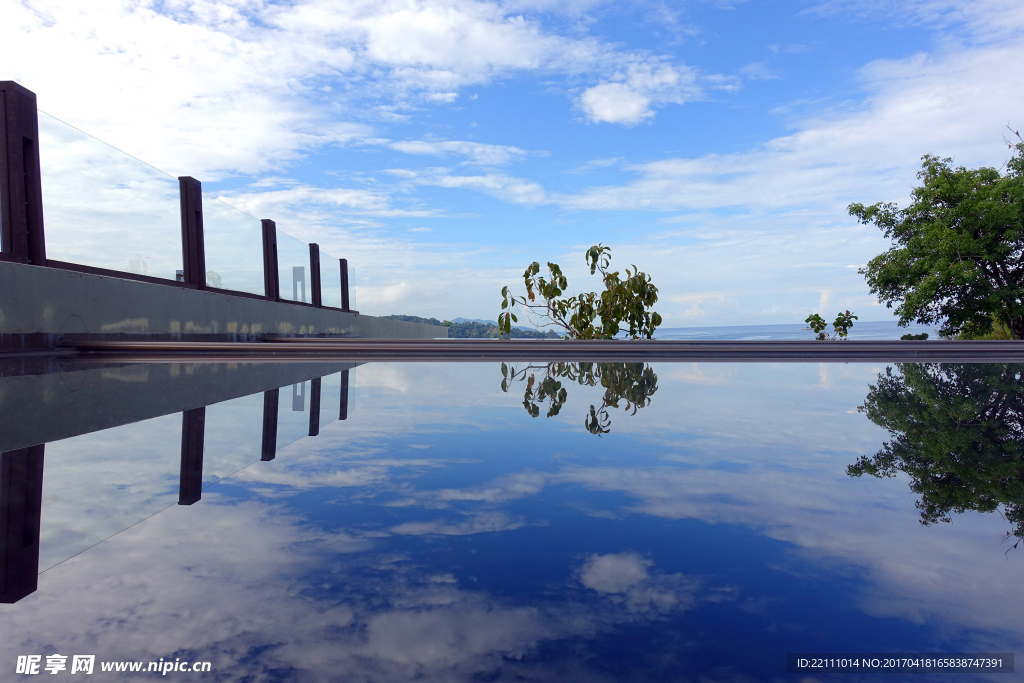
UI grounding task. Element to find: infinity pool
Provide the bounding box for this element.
[1,360,1019,681]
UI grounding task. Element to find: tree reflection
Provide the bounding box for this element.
[500,362,658,435]
[851,363,1024,544]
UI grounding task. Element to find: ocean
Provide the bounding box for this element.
[654,319,940,341]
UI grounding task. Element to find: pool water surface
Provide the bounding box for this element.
[0,360,1020,681]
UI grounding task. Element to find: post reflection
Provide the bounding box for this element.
[339,369,349,421]
[500,362,658,434]
[261,389,280,462]
[852,362,1024,544]
[308,377,322,437]
[0,445,44,603]
[178,407,206,506]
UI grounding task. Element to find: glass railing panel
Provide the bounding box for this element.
[202,392,266,484]
[316,370,343,430]
[320,250,343,309]
[277,380,312,449]
[202,196,264,295]
[37,112,182,280]
[349,265,357,311]
[277,230,310,303]
[39,412,183,572]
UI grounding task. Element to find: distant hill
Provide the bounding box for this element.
[451,317,498,325]
[383,315,561,339]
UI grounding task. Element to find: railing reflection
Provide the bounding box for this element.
[0,367,352,603]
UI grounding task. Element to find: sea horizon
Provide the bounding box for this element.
[654,319,939,341]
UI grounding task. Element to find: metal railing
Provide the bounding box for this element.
[0,81,355,314]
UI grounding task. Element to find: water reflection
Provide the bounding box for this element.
[3,361,1024,680]
[852,362,1024,545]
[501,362,658,434]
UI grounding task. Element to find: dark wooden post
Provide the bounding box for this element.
[261,389,279,461]
[340,258,350,312]
[309,243,322,308]
[178,176,205,289]
[261,219,279,301]
[0,82,46,265]
[0,445,44,603]
[178,407,205,505]
[339,369,349,421]
[308,377,322,436]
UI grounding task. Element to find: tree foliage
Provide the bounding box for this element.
[500,362,658,435]
[498,244,662,339]
[850,363,1024,543]
[850,142,1024,339]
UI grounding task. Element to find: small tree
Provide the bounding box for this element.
[851,142,1024,339]
[805,310,858,340]
[498,244,662,339]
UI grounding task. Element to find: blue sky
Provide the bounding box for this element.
[5,0,1024,326]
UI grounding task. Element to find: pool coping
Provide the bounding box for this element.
[65,338,1024,362]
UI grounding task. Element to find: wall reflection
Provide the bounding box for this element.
[852,362,1024,544]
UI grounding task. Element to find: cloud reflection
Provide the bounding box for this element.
[7,360,1024,680]
[3,489,713,681]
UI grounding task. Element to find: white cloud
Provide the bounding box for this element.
[567,157,621,173]
[663,291,740,321]
[388,139,529,165]
[388,167,548,204]
[738,61,781,80]
[557,16,1024,214]
[806,0,1024,43]
[577,61,700,125]
[579,83,652,125]
[223,185,403,216]
[2,0,708,185]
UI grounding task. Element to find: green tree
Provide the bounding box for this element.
[850,142,1024,339]
[850,363,1024,543]
[500,362,659,435]
[805,310,858,340]
[498,244,662,339]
